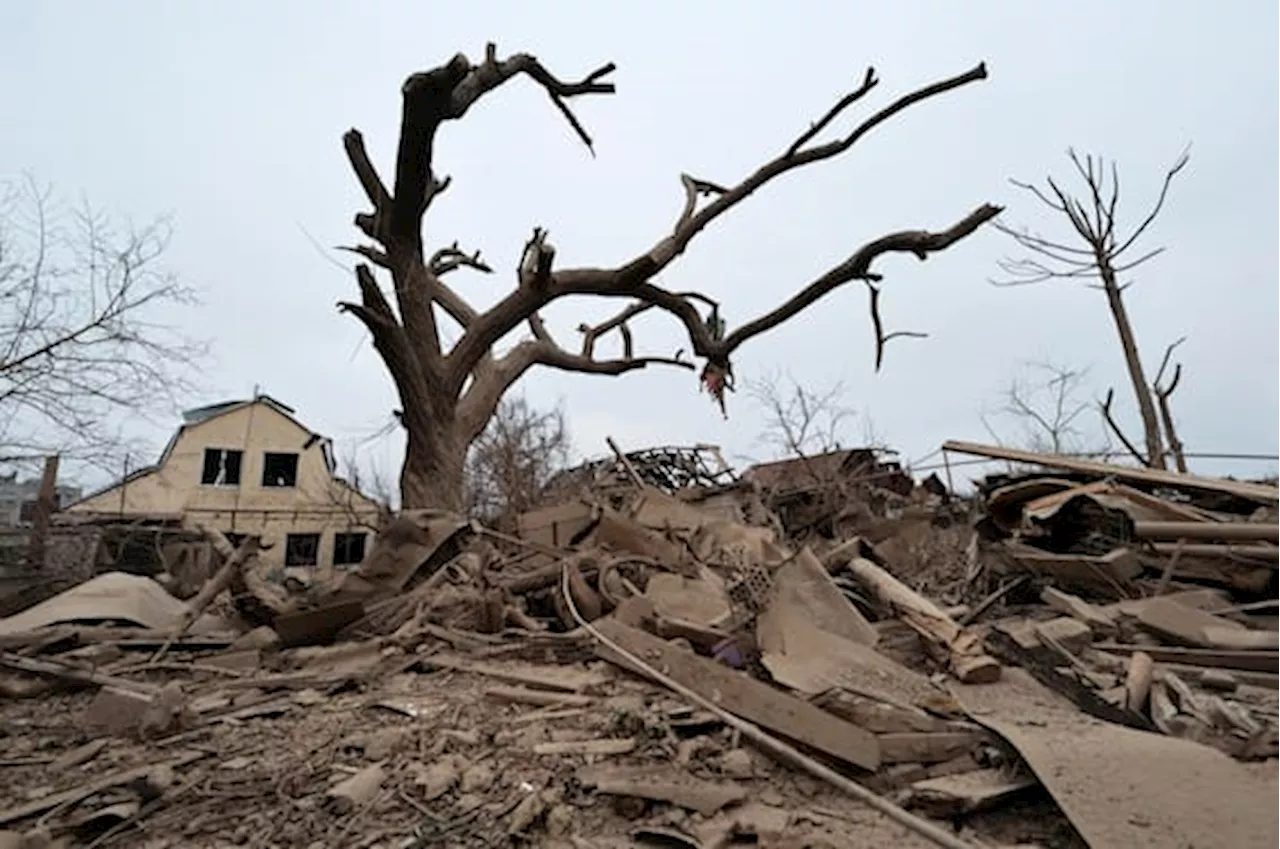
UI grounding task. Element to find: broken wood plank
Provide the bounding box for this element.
[843,557,1000,684]
[593,618,881,770]
[1002,546,1141,597]
[421,653,608,693]
[879,731,986,764]
[0,751,206,826]
[0,651,157,694]
[578,764,746,816]
[1091,642,1279,673]
[1134,598,1245,648]
[483,685,593,708]
[811,690,951,734]
[905,768,1037,817]
[1039,587,1118,637]
[1108,588,1231,617]
[942,440,1280,504]
[532,738,636,756]
[171,530,258,639]
[1199,627,1279,651]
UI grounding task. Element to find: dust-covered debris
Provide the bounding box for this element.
[1,439,1275,848]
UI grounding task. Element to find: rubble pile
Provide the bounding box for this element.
[0,441,1276,848]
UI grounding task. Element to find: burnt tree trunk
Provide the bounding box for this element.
[1099,262,1166,469]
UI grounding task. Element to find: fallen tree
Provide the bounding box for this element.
[339,45,1001,510]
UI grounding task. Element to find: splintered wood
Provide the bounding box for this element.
[592,618,882,771]
[842,557,1001,684]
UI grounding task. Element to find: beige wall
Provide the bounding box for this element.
[68,402,383,568]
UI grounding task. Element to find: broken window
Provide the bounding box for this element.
[332,532,367,566]
[284,533,320,567]
[261,452,299,488]
[201,448,243,486]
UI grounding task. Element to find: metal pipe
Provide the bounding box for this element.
[1135,521,1278,543]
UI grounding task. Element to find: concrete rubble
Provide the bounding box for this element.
[0,441,1276,848]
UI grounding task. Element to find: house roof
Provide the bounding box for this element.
[63,394,339,508]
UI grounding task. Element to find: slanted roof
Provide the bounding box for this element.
[63,394,339,508]
[181,394,296,425]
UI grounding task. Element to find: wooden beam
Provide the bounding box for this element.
[941,440,1279,504]
[592,618,881,770]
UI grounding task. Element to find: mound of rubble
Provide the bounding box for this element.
[0,442,1276,848]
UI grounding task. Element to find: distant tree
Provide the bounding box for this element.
[745,371,860,460]
[980,360,1109,456]
[337,45,1000,510]
[0,176,203,472]
[463,395,570,526]
[994,148,1190,469]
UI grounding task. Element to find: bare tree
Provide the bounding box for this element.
[337,46,1001,509]
[994,148,1190,469]
[981,360,1106,455]
[464,395,570,525]
[334,444,396,530]
[745,372,858,460]
[0,176,204,472]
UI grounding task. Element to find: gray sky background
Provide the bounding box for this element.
[2,0,1277,491]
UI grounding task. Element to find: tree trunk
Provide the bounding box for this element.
[400,415,467,512]
[1099,263,1166,469]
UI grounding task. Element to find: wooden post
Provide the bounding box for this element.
[24,455,60,572]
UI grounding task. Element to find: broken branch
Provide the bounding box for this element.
[430,243,493,276]
[1099,388,1148,466]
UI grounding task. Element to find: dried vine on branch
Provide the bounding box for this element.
[994,148,1191,470]
[337,44,999,509]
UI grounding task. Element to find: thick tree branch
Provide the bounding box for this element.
[457,336,691,444]
[638,63,991,276]
[718,205,1000,357]
[446,63,993,390]
[390,46,615,247]
[342,130,391,238]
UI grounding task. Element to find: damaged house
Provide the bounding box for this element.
[63,395,383,574]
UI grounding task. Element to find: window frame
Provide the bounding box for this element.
[332,531,367,566]
[200,448,244,487]
[261,452,300,488]
[284,532,321,567]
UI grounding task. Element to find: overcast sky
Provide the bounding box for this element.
[2,0,1276,491]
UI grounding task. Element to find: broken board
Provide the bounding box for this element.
[949,668,1277,849]
[593,618,880,770]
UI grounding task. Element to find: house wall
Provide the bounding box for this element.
[66,402,382,568]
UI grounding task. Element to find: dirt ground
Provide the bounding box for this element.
[0,651,1091,849]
